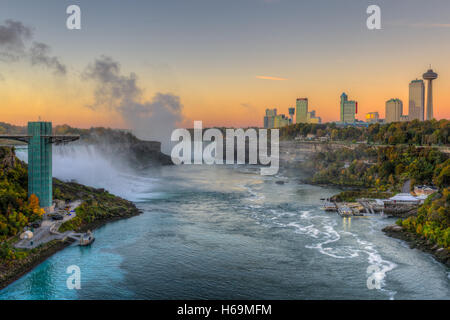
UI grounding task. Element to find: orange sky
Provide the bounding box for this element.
[1,1,449,129]
[1,63,448,130]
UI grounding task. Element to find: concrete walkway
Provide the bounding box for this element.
[14,200,82,249]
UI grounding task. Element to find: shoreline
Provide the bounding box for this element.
[308,177,450,268]
[382,225,450,268]
[0,207,142,291]
[0,240,72,291]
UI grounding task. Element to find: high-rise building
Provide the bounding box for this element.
[385,98,403,123]
[400,115,409,122]
[408,79,425,121]
[340,93,357,123]
[307,110,321,124]
[296,98,308,123]
[264,108,277,128]
[273,114,290,128]
[423,69,438,120]
[288,107,295,123]
[365,112,379,123]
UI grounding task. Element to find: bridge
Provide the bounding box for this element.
[0,122,79,210]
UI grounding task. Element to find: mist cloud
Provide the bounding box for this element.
[83,56,184,153]
[0,19,66,75]
[30,42,66,75]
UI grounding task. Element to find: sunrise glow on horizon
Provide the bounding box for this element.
[0,0,449,131]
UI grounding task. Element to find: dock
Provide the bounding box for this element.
[336,203,364,217]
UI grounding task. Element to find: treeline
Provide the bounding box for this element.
[0,147,45,261]
[310,145,449,192]
[0,122,139,144]
[279,119,450,146]
[0,148,44,241]
[53,124,138,143]
[367,120,449,145]
[399,188,450,249]
[0,122,26,135]
[280,122,365,142]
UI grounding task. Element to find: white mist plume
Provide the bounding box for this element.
[83,56,183,154]
[0,20,66,75]
[16,145,157,202]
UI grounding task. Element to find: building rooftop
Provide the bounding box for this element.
[387,98,402,103]
[388,193,419,202]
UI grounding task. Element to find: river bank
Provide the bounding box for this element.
[383,225,450,267]
[0,208,141,290]
[0,179,141,291]
[0,240,71,290]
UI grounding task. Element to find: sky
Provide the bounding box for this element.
[0,0,449,133]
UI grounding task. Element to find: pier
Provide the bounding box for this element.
[335,202,364,217]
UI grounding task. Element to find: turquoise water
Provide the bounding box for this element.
[1,150,450,299]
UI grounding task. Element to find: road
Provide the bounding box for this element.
[402,179,411,193]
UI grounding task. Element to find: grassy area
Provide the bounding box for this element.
[0,147,139,264]
[54,179,140,233]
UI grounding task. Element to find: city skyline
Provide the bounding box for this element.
[0,0,449,130]
[266,66,442,128]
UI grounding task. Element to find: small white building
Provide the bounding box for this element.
[386,193,420,205]
[20,230,34,240]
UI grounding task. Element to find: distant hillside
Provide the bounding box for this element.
[280,119,450,146]
[0,122,26,135]
[58,125,173,167]
[0,123,173,167]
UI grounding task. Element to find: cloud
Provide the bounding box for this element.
[0,19,66,75]
[0,20,32,61]
[83,56,184,153]
[82,55,141,108]
[255,75,287,81]
[30,42,66,75]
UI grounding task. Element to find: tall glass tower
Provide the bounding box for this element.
[27,122,53,208]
